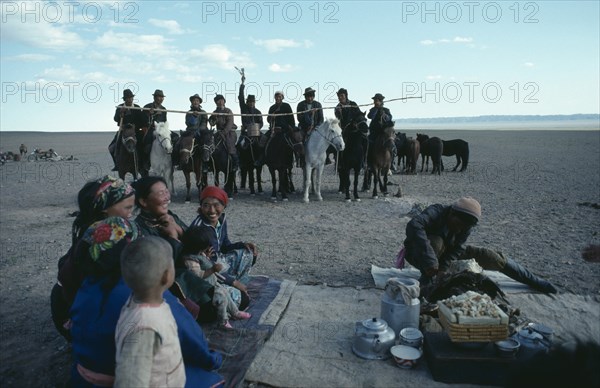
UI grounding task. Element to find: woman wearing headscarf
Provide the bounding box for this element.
[69,217,224,387]
[51,175,135,341]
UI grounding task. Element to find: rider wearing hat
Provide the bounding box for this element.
[296,87,323,138]
[238,74,263,138]
[109,89,145,171]
[403,197,558,294]
[185,94,208,135]
[254,91,296,167]
[209,94,240,172]
[334,88,361,130]
[367,93,397,169]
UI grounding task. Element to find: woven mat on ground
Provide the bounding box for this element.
[201,276,296,388]
[245,284,599,387]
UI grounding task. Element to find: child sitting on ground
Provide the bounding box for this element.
[181,226,251,329]
[115,236,186,387]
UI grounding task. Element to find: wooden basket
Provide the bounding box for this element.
[439,312,508,342]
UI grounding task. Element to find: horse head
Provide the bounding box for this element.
[120,124,137,153]
[178,131,195,166]
[154,121,173,154]
[199,129,215,162]
[322,118,345,152]
[286,127,305,155]
[416,133,429,144]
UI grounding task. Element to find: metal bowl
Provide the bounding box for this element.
[494,338,521,357]
[390,345,422,369]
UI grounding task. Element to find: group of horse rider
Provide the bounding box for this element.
[110,74,398,173]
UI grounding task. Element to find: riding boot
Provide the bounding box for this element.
[501,258,558,294]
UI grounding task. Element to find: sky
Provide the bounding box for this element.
[1,0,599,132]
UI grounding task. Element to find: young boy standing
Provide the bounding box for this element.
[115,236,185,387]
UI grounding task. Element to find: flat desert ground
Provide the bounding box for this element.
[1,123,599,386]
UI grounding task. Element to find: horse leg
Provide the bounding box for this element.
[270,167,278,200]
[302,165,310,203]
[362,167,370,191]
[341,170,351,202]
[183,170,191,203]
[256,167,263,193]
[315,165,324,201]
[280,168,289,201]
[288,168,295,193]
[382,168,389,195]
[372,169,379,198]
[248,166,255,195]
[353,168,361,201]
[453,155,460,171]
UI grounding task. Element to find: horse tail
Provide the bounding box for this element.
[462,141,469,170]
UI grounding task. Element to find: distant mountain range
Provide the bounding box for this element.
[395,114,599,124]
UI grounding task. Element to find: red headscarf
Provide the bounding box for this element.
[199,186,228,206]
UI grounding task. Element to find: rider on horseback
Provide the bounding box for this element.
[178,94,208,170]
[297,87,324,139]
[109,89,145,171]
[367,93,397,170]
[335,88,368,165]
[238,74,264,139]
[209,94,239,172]
[255,91,296,167]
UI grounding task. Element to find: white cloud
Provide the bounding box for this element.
[189,44,254,69]
[453,36,473,43]
[1,14,84,50]
[148,19,185,35]
[269,63,296,73]
[252,38,313,53]
[523,62,535,67]
[420,37,474,46]
[7,54,54,62]
[37,64,80,81]
[95,31,172,56]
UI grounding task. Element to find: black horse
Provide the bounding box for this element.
[416,133,443,175]
[441,139,469,171]
[207,131,236,198]
[237,134,264,195]
[264,127,303,201]
[178,130,213,202]
[338,112,368,201]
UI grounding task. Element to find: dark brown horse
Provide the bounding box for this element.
[116,124,140,180]
[416,133,443,175]
[237,134,264,195]
[366,127,396,198]
[339,111,368,201]
[178,131,209,203]
[264,127,303,201]
[405,138,420,174]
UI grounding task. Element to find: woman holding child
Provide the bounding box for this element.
[190,186,258,295]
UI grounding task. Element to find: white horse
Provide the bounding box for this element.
[303,118,345,203]
[150,121,175,194]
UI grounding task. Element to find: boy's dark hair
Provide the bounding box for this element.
[181,226,213,255]
[72,180,103,244]
[452,209,478,228]
[131,176,167,208]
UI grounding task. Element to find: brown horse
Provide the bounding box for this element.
[178,132,204,203]
[366,127,396,198]
[116,124,140,180]
[405,138,420,174]
[19,144,27,159]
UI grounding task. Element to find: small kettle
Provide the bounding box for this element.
[514,328,550,358]
[352,318,396,360]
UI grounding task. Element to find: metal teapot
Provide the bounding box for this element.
[352,318,396,360]
[514,328,551,359]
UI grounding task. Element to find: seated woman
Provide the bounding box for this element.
[190,186,258,296]
[69,217,224,387]
[52,175,135,341]
[132,176,220,323]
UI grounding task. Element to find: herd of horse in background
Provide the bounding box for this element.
[114,113,469,203]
